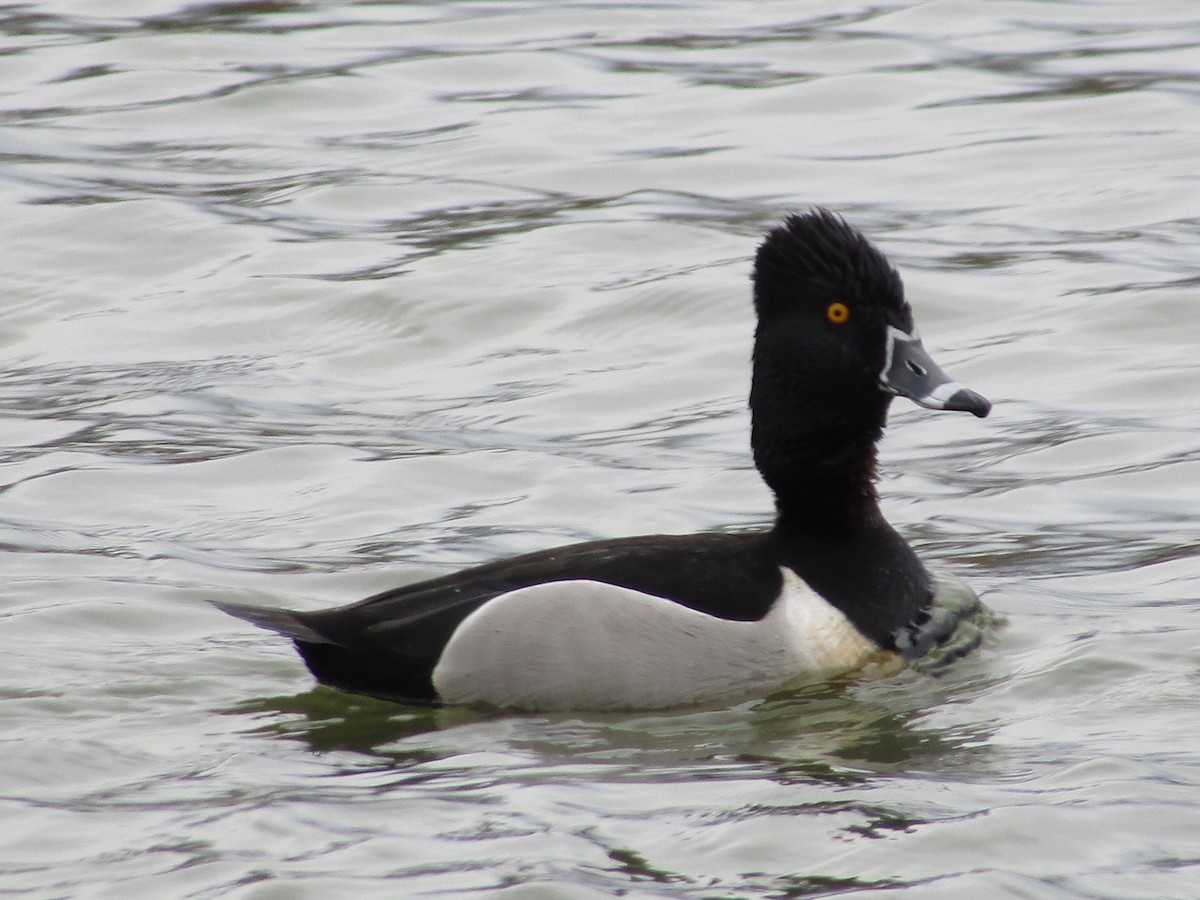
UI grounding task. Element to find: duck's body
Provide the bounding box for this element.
[217,209,991,711]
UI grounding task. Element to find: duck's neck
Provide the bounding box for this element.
[750,386,892,534]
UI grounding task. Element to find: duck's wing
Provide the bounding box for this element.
[214,531,781,704]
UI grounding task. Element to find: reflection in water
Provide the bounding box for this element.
[226,666,997,776]
[226,687,448,755]
[221,673,1000,896]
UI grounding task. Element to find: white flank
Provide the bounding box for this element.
[431,569,893,711]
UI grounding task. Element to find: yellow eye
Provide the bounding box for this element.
[826,302,850,324]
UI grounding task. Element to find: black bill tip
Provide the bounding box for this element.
[944,387,991,418]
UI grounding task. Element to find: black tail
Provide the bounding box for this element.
[212,599,440,705]
[211,600,330,644]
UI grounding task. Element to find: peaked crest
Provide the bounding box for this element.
[753,208,907,319]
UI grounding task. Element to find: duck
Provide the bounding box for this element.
[215,208,992,711]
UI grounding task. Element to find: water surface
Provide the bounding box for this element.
[3,1,1200,896]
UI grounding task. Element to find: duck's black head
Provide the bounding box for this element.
[750,209,989,527]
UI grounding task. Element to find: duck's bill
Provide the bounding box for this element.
[881,326,991,418]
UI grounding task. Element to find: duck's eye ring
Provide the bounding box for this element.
[826,302,850,324]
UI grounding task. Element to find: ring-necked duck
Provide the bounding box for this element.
[216,209,992,711]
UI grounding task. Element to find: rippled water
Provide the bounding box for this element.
[3,1,1200,896]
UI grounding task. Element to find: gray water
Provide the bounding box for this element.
[3,1,1199,897]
